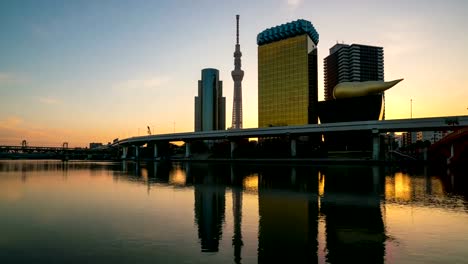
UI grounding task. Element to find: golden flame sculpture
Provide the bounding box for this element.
[333,79,403,99]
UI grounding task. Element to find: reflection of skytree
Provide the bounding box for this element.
[231,165,243,263]
[231,14,244,129]
[194,167,226,252]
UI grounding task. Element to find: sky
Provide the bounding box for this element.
[1,0,467,147]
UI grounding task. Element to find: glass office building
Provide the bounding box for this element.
[257,19,319,127]
[194,68,226,131]
[324,43,384,101]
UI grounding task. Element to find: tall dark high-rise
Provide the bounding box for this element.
[257,19,319,127]
[324,43,384,101]
[231,15,244,129]
[194,68,226,131]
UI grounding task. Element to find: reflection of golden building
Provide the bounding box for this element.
[257,166,319,263]
[258,192,318,263]
[257,19,319,127]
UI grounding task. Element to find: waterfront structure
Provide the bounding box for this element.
[257,19,319,127]
[402,132,418,147]
[194,68,226,131]
[89,142,103,149]
[417,130,451,143]
[231,15,244,129]
[324,43,384,101]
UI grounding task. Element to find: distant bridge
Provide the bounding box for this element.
[429,126,468,166]
[114,115,468,161]
[0,145,116,160]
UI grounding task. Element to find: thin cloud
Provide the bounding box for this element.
[0,72,14,83]
[37,96,62,105]
[0,72,27,85]
[0,116,23,127]
[287,0,304,9]
[113,76,171,91]
[0,116,74,146]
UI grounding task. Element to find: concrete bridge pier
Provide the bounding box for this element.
[121,146,128,159]
[372,129,380,161]
[291,166,296,184]
[134,145,139,160]
[153,143,159,159]
[291,138,297,157]
[372,166,380,193]
[230,141,237,158]
[185,142,191,158]
[447,144,454,165]
[153,162,158,178]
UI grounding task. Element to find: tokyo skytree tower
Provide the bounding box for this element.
[231,15,244,129]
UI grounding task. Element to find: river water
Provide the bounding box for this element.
[0,160,467,263]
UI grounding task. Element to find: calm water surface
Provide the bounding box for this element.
[0,160,467,263]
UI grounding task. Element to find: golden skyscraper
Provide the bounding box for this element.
[257,19,319,128]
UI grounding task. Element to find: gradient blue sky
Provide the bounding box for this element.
[1,0,467,146]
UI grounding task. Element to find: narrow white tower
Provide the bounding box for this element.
[231,14,244,129]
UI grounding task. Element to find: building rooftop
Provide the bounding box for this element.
[329,43,383,54]
[257,19,319,46]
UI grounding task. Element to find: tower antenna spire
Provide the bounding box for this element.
[231,14,244,129]
[236,14,239,45]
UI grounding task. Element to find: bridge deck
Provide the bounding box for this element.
[116,115,468,145]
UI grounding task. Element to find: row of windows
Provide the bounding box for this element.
[259,106,310,112]
[260,99,308,106]
[259,78,308,85]
[259,116,308,127]
[259,61,308,68]
[259,56,307,64]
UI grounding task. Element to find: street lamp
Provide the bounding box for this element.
[410,99,413,119]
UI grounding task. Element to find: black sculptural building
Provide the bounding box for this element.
[317,79,402,151]
[318,93,385,124]
[317,43,403,152]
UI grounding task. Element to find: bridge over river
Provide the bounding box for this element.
[114,115,468,161]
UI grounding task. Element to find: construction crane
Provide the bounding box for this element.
[147,126,152,135]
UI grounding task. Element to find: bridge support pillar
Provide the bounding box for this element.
[121,146,128,159]
[291,138,297,157]
[185,142,191,158]
[372,129,380,161]
[372,166,380,194]
[153,143,159,159]
[447,144,454,165]
[291,167,296,184]
[134,145,139,160]
[230,141,237,158]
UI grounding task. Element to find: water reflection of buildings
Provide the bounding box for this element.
[230,165,244,264]
[191,163,227,252]
[384,167,468,208]
[112,161,468,262]
[257,166,319,263]
[320,166,386,264]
